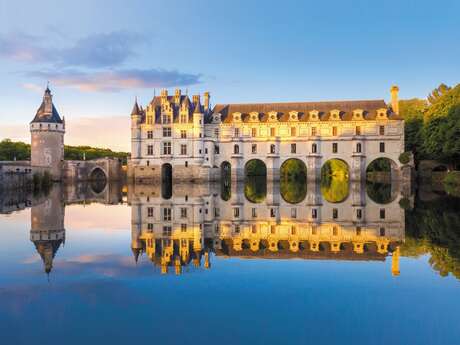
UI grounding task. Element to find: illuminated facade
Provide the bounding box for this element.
[128,86,405,182]
[128,182,404,276]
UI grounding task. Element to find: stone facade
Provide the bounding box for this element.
[129,87,405,182]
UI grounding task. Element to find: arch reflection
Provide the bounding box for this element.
[321,159,349,203]
[280,158,307,204]
[244,160,267,203]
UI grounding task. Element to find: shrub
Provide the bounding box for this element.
[399,152,411,165]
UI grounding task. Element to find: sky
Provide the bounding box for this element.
[0,0,459,151]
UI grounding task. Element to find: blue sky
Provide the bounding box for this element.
[1,0,459,150]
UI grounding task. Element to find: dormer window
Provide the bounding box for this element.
[377,108,388,119]
[330,109,341,120]
[268,111,278,122]
[289,111,298,121]
[232,112,242,122]
[353,109,364,120]
[249,112,259,122]
[309,110,319,121]
[212,114,221,123]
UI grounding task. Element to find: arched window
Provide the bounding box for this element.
[356,143,362,153]
[234,144,239,154]
[270,144,276,154]
[312,143,317,153]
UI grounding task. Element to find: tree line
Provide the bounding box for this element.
[400,83,460,168]
[0,139,128,164]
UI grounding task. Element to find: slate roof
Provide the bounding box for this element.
[30,88,63,124]
[210,99,402,123]
[147,95,203,123]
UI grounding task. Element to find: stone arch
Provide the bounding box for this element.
[88,167,107,194]
[366,158,399,204]
[320,159,350,203]
[280,158,307,204]
[220,161,231,201]
[244,159,267,203]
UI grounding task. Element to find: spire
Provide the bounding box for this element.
[31,86,63,124]
[131,97,141,116]
[193,95,202,114]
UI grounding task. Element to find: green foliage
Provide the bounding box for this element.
[427,83,452,106]
[366,182,393,204]
[0,139,128,164]
[321,159,349,203]
[424,83,460,121]
[399,98,427,120]
[444,171,460,197]
[244,176,267,203]
[398,152,411,165]
[398,197,411,210]
[367,158,392,172]
[0,139,30,161]
[245,159,267,176]
[280,159,307,204]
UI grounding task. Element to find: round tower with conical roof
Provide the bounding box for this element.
[30,86,65,181]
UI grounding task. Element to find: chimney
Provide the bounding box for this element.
[203,91,210,111]
[390,85,399,115]
[174,89,181,104]
[192,94,200,104]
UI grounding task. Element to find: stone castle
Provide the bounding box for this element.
[128,86,406,182]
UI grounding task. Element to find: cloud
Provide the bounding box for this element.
[0,31,144,68]
[0,32,51,62]
[22,83,44,94]
[28,68,202,92]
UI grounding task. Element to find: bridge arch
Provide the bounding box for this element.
[366,157,399,204]
[220,161,231,201]
[88,167,107,194]
[161,163,172,199]
[320,158,350,203]
[280,158,307,204]
[244,159,267,203]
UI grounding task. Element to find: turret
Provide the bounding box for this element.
[391,246,400,276]
[130,98,142,160]
[390,85,399,115]
[30,86,65,181]
[174,89,181,104]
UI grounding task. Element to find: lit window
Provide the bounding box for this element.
[311,127,317,136]
[291,127,296,136]
[270,127,276,136]
[147,131,153,139]
[332,126,338,136]
[163,142,172,155]
[163,127,171,137]
[180,144,187,155]
[180,130,187,138]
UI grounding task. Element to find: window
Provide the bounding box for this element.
[332,143,338,153]
[252,128,257,137]
[148,223,154,231]
[270,208,276,217]
[291,208,297,218]
[163,142,172,155]
[356,227,362,236]
[380,208,386,219]
[163,127,171,137]
[185,161,188,167]
[312,143,317,153]
[214,208,220,217]
[234,144,240,154]
[147,207,154,217]
[379,126,385,135]
[214,128,219,137]
[252,225,257,234]
[356,143,362,153]
[270,144,276,154]
[355,126,361,135]
[332,226,338,236]
[379,142,385,153]
[291,226,297,235]
[162,114,171,124]
[147,130,153,139]
[180,207,187,218]
[380,227,385,236]
[180,114,188,123]
[147,145,154,155]
[332,208,338,219]
[291,127,296,136]
[234,225,240,233]
[163,225,172,236]
[181,224,187,232]
[252,144,257,154]
[233,207,240,218]
[332,126,338,136]
[234,128,240,137]
[312,208,317,219]
[291,143,296,154]
[311,127,317,136]
[311,226,317,235]
[163,208,172,221]
[270,127,276,137]
[180,144,187,155]
[252,208,257,218]
[214,145,220,154]
[180,130,187,138]
[270,225,276,234]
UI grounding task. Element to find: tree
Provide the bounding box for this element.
[424,83,460,121]
[427,83,451,105]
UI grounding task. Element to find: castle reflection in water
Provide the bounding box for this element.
[1,179,404,276]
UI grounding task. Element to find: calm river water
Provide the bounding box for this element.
[0,180,459,345]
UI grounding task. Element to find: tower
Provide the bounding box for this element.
[30,86,65,181]
[130,98,142,160]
